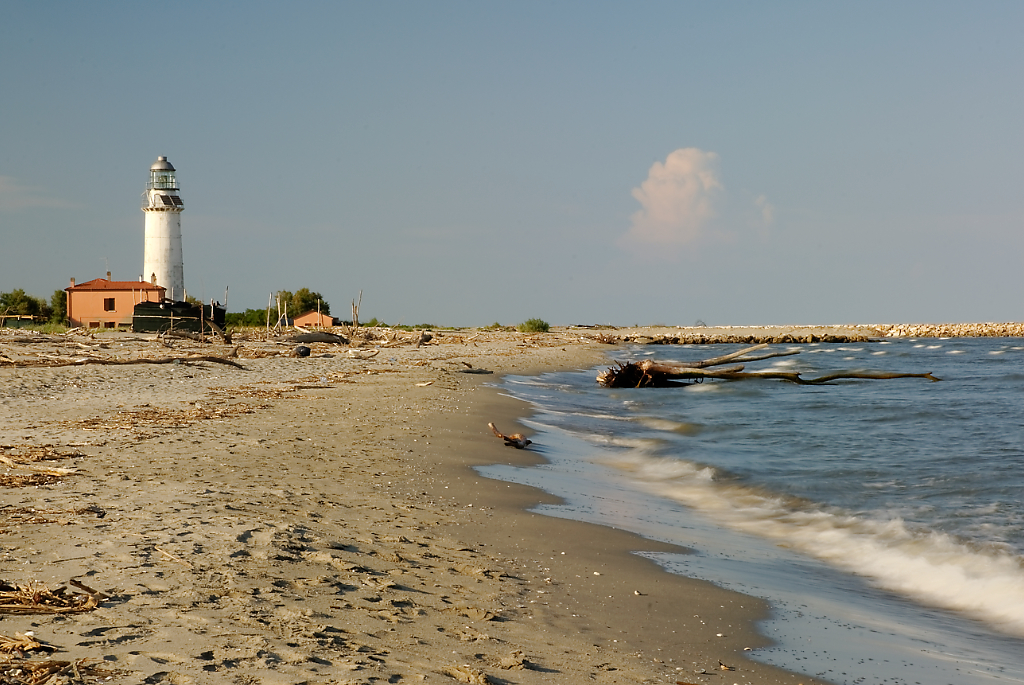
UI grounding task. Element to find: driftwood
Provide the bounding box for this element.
[488,422,532,449]
[0,355,246,370]
[598,343,940,388]
[159,329,205,342]
[352,290,363,329]
[280,332,349,345]
[0,335,67,344]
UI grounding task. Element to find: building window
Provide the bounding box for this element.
[104,321,115,328]
[103,298,116,311]
[89,322,100,328]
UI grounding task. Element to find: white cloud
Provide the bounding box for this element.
[754,193,774,225]
[0,175,75,211]
[622,148,723,250]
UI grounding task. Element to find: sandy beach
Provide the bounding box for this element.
[2,327,856,684]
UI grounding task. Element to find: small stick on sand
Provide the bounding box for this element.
[155,546,194,569]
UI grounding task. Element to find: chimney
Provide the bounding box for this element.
[106,271,111,281]
[69,277,76,287]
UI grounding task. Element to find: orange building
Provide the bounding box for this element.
[293,310,337,328]
[66,275,165,329]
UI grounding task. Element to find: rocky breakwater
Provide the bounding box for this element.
[602,325,883,345]
[875,322,1024,338]
[583,322,1024,346]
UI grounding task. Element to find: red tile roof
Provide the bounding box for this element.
[67,279,166,292]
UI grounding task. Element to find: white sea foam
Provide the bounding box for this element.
[615,452,1024,637]
[684,382,722,393]
[571,411,634,422]
[638,417,702,435]
[587,434,663,451]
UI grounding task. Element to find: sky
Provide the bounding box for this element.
[1,2,1021,327]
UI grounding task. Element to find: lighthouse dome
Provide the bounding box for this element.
[151,156,175,171]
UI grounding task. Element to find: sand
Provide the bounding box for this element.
[1,328,828,685]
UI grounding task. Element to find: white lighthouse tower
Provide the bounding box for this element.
[142,156,185,301]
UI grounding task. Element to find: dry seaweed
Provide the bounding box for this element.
[0,446,85,464]
[0,656,122,684]
[0,632,51,657]
[0,446,85,490]
[1,504,105,532]
[0,474,62,489]
[57,403,261,433]
[0,581,102,615]
[207,385,294,400]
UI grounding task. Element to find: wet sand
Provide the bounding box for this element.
[1,328,829,684]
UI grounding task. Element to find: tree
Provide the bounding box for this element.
[0,289,51,319]
[274,288,329,316]
[275,291,293,318]
[49,289,67,324]
[291,288,329,316]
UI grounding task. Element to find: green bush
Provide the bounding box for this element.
[517,318,550,333]
[390,323,443,331]
[225,309,270,327]
[18,322,68,334]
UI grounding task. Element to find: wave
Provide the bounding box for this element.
[613,451,1024,637]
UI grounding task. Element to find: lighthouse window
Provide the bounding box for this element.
[103,297,116,311]
[149,170,177,189]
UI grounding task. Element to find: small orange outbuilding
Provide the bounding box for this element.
[293,310,338,328]
[65,276,166,329]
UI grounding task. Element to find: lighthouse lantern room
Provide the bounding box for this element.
[142,156,185,301]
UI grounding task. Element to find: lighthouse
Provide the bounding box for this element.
[142,156,185,301]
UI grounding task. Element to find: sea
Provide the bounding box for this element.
[479,337,1024,685]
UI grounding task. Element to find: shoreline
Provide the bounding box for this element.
[0,327,892,683]
[424,371,828,684]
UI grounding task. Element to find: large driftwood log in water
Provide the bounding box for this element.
[597,344,940,388]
